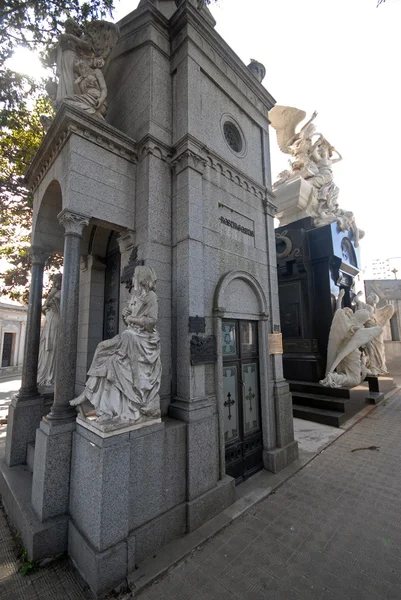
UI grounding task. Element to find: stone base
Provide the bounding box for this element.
[366,376,396,395]
[187,476,235,532]
[274,177,316,226]
[263,440,299,474]
[130,502,187,564]
[69,520,128,598]
[76,414,162,437]
[0,459,68,560]
[31,419,76,522]
[5,395,47,467]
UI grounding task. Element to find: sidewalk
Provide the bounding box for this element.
[137,391,401,600]
[0,381,400,599]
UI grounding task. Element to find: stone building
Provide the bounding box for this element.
[0,299,27,376]
[0,0,298,595]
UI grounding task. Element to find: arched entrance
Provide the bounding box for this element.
[214,271,271,484]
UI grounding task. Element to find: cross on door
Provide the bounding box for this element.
[245,386,255,412]
[224,392,235,420]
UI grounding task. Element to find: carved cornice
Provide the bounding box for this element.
[25,103,138,193]
[137,135,173,163]
[58,209,90,237]
[171,135,208,175]
[117,229,136,254]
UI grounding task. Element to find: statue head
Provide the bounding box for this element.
[367,293,379,308]
[91,56,105,69]
[63,18,82,37]
[50,273,62,290]
[133,266,157,292]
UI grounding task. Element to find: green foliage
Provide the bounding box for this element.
[0,0,115,300]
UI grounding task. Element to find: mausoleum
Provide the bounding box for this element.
[0,0,298,595]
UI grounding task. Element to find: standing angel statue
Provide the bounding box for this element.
[354,292,394,376]
[320,290,383,389]
[71,266,162,424]
[37,274,62,388]
[46,19,120,119]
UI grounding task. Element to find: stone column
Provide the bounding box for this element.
[5,247,49,466]
[48,210,90,421]
[262,199,299,473]
[32,210,89,523]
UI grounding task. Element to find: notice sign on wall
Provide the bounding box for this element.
[268,333,283,355]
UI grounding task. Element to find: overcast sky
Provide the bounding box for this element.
[8,0,401,271]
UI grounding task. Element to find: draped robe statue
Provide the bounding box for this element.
[320,290,383,389]
[37,274,62,388]
[71,266,161,424]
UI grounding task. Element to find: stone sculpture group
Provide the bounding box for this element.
[269,106,364,246]
[320,290,394,389]
[45,18,120,119]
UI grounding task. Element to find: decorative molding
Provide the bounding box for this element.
[117,229,136,255]
[172,149,207,175]
[58,210,90,237]
[190,334,217,365]
[30,246,51,265]
[25,103,138,193]
[137,135,173,163]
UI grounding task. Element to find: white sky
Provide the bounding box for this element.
[8,0,401,270]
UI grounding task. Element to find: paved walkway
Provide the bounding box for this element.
[0,376,400,599]
[138,393,401,600]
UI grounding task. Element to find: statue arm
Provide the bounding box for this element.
[94,68,107,108]
[60,33,92,52]
[331,151,342,164]
[299,110,318,134]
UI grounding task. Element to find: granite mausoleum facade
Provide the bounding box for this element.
[0,1,298,595]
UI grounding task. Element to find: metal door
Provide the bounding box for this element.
[222,320,263,483]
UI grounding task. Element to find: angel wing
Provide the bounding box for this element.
[374,304,394,327]
[84,20,120,65]
[325,308,381,372]
[268,106,307,154]
[325,307,383,374]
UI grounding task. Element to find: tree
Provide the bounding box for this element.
[0,0,221,301]
[0,1,115,301]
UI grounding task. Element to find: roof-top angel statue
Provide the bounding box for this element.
[320,290,383,389]
[268,106,320,184]
[46,19,120,120]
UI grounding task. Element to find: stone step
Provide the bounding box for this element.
[289,380,351,399]
[293,404,347,428]
[27,442,35,473]
[291,391,348,413]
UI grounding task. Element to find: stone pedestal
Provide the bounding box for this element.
[68,418,189,597]
[274,177,315,227]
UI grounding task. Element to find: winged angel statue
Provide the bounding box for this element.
[46,19,120,119]
[269,106,364,246]
[320,291,383,389]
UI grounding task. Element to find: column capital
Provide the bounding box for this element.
[30,246,50,265]
[58,209,90,237]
